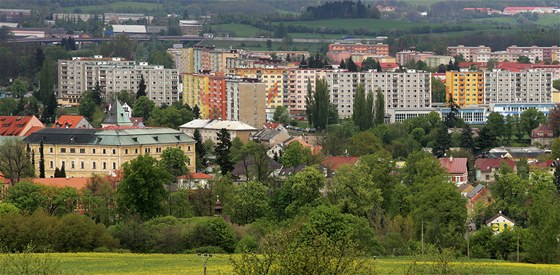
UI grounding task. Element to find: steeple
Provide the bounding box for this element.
[102,100,133,127]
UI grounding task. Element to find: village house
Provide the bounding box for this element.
[475,158,517,182]
[439,157,468,186]
[176,172,213,189]
[531,124,556,147]
[0,115,44,136]
[53,115,93,129]
[486,212,515,234]
[321,156,360,178]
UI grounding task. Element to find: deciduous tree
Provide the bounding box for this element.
[0,139,34,185]
[216,128,234,175]
[159,147,190,177]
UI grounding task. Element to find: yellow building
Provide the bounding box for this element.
[182,73,207,109]
[234,68,286,110]
[445,71,484,107]
[25,128,196,178]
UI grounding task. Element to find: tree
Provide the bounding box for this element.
[147,105,193,128]
[525,186,560,263]
[552,138,560,160]
[460,123,476,154]
[281,141,313,168]
[147,50,174,68]
[352,83,369,131]
[346,57,358,72]
[517,56,531,64]
[306,78,330,130]
[9,78,28,98]
[193,129,206,171]
[476,126,498,154]
[432,123,451,158]
[548,103,560,136]
[159,147,190,177]
[346,131,385,156]
[486,58,498,70]
[520,108,546,137]
[91,81,103,106]
[431,77,446,103]
[59,163,66,178]
[554,80,560,91]
[374,88,385,126]
[339,59,346,69]
[0,139,34,185]
[192,105,200,119]
[118,155,173,220]
[132,96,155,121]
[216,128,234,175]
[6,181,45,214]
[273,106,290,124]
[361,57,377,71]
[38,139,45,178]
[237,141,271,182]
[0,98,17,115]
[136,75,147,98]
[38,60,56,123]
[78,91,98,121]
[284,167,325,215]
[230,181,270,225]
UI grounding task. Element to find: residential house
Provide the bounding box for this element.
[32,177,91,190]
[263,122,288,133]
[179,119,257,144]
[53,115,93,129]
[531,124,556,147]
[475,158,516,182]
[466,184,488,203]
[439,157,468,186]
[458,183,474,197]
[0,115,44,136]
[252,129,291,147]
[321,156,360,178]
[487,147,545,161]
[486,212,515,234]
[176,172,213,189]
[530,159,556,175]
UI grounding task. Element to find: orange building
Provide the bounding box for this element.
[445,71,484,107]
[182,72,227,119]
[327,43,389,63]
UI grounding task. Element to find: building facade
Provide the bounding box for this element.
[25,128,196,178]
[484,70,552,104]
[182,72,227,119]
[226,78,267,129]
[327,43,389,63]
[179,119,257,144]
[445,71,485,107]
[448,45,491,61]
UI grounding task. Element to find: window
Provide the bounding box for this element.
[60,148,66,153]
[135,148,138,154]
[112,149,116,154]
[125,149,129,154]
[50,161,53,169]
[112,162,116,169]
[70,148,75,154]
[49,148,53,153]
[81,161,84,169]
[71,161,75,169]
[92,148,96,154]
[93,162,96,169]
[102,162,107,170]
[80,148,85,154]
[102,149,106,154]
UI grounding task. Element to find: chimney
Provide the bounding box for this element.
[450,156,453,162]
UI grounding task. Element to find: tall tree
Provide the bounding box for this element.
[281,141,313,168]
[132,96,155,121]
[374,88,385,126]
[216,128,234,175]
[273,106,290,124]
[432,123,451,158]
[548,103,560,136]
[230,181,270,225]
[520,108,546,137]
[460,123,475,154]
[91,81,103,106]
[118,154,173,220]
[346,57,358,72]
[352,83,368,131]
[476,126,498,154]
[39,60,56,122]
[39,139,45,178]
[194,129,206,171]
[136,74,147,98]
[0,139,34,185]
[431,77,446,103]
[306,78,330,131]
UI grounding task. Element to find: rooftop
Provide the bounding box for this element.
[32,177,91,190]
[439,157,468,174]
[321,156,359,171]
[179,119,256,131]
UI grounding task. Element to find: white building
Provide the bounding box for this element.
[179,119,257,144]
[484,70,553,104]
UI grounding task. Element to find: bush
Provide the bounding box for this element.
[235,236,258,253]
[0,202,19,214]
[185,246,226,254]
[53,213,118,252]
[190,218,237,253]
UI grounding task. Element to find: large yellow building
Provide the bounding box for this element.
[25,128,196,178]
[445,71,484,107]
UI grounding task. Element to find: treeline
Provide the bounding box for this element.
[429,0,557,18]
[304,0,379,20]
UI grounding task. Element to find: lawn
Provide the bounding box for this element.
[61,1,161,13]
[12,253,559,274]
[536,14,560,26]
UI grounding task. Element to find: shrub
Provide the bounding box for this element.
[0,202,19,214]
[190,218,237,253]
[53,213,118,252]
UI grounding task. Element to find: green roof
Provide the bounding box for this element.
[94,128,195,146]
[103,100,133,126]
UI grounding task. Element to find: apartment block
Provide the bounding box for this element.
[484,70,552,104]
[324,71,432,118]
[506,45,560,62]
[445,71,485,107]
[472,51,539,63]
[233,67,288,111]
[58,56,179,106]
[448,45,491,61]
[327,43,389,63]
[287,69,328,114]
[182,72,227,119]
[396,50,434,66]
[226,78,267,128]
[178,20,202,36]
[167,46,194,74]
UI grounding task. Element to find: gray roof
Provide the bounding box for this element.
[252,129,283,141]
[24,128,195,146]
[179,119,256,131]
[24,128,98,144]
[467,184,485,199]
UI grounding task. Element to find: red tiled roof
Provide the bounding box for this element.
[530,160,554,168]
[101,125,143,130]
[458,62,486,68]
[531,124,555,137]
[0,172,10,184]
[177,172,213,180]
[322,156,359,171]
[130,117,144,127]
[496,62,534,72]
[32,177,90,190]
[475,158,516,172]
[264,122,282,129]
[380,62,399,69]
[53,115,85,128]
[24,126,44,136]
[439,157,468,174]
[0,116,41,136]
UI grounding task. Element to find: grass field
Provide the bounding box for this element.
[211,24,266,37]
[61,1,161,13]
[12,253,559,274]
